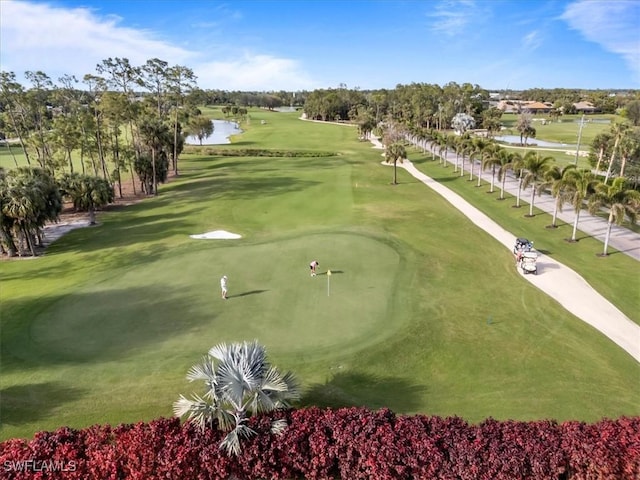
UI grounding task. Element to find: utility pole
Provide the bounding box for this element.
[574,114,586,165]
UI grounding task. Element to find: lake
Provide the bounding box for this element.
[185,120,242,145]
[493,135,577,148]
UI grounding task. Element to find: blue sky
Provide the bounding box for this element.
[1,0,639,91]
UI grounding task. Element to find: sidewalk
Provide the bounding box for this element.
[408,138,640,261]
[371,135,640,362]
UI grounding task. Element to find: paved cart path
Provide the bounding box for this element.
[370,136,640,362]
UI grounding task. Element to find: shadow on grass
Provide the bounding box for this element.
[4,243,176,283]
[317,270,344,276]
[1,285,212,371]
[160,174,320,202]
[300,371,426,412]
[39,207,201,257]
[0,382,87,427]
[437,175,466,183]
[228,289,268,298]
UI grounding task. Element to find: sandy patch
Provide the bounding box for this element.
[42,219,92,246]
[190,230,242,240]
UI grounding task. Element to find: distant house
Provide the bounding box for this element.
[520,101,553,114]
[497,100,552,114]
[573,101,598,114]
[496,100,519,113]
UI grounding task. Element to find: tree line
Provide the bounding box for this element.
[381,123,640,256]
[303,83,640,189]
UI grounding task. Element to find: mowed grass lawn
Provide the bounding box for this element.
[1,109,638,441]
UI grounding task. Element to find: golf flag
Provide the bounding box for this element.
[327,270,332,296]
[327,270,332,276]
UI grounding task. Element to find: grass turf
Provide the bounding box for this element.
[1,109,638,441]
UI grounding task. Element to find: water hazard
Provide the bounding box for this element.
[493,135,577,148]
[185,120,242,145]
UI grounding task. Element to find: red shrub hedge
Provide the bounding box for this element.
[1,408,638,479]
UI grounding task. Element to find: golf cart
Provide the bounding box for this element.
[520,251,538,275]
[513,237,533,255]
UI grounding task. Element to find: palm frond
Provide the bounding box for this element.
[280,371,301,400]
[261,366,289,392]
[219,424,257,456]
[186,356,217,382]
[270,418,288,436]
[208,342,230,361]
[173,393,217,431]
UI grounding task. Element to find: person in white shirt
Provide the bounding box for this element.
[220,275,228,299]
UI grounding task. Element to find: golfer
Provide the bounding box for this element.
[220,275,228,299]
[309,260,319,276]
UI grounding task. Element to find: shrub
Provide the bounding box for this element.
[1,409,638,479]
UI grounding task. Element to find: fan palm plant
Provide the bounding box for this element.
[173,340,300,455]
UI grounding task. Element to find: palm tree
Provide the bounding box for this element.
[60,173,114,225]
[565,169,598,242]
[604,122,629,184]
[452,135,464,173]
[1,167,61,256]
[460,139,474,178]
[521,152,554,217]
[591,132,612,175]
[540,164,576,228]
[469,137,490,182]
[617,132,639,179]
[588,178,640,255]
[479,143,500,188]
[174,340,300,456]
[385,141,406,185]
[496,149,514,200]
[138,118,171,195]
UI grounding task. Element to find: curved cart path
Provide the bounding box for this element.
[370,138,640,362]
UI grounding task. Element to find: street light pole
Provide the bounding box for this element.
[574,114,586,165]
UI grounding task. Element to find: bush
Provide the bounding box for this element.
[1,409,638,479]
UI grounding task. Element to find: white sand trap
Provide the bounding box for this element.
[190,230,242,240]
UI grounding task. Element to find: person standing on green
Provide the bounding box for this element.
[220,275,228,299]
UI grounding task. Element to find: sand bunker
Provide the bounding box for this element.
[190,230,242,240]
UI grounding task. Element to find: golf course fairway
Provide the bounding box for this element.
[1,109,638,441]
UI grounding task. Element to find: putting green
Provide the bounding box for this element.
[31,232,406,362]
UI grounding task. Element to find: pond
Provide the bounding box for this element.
[185,120,242,145]
[493,135,577,148]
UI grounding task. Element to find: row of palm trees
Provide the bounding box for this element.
[385,127,639,256]
[0,167,113,256]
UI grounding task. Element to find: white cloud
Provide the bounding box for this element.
[428,0,479,36]
[522,30,542,51]
[0,1,195,83]
[195,54,316,91]
[0,0,313,91]
[561,0,640,82]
